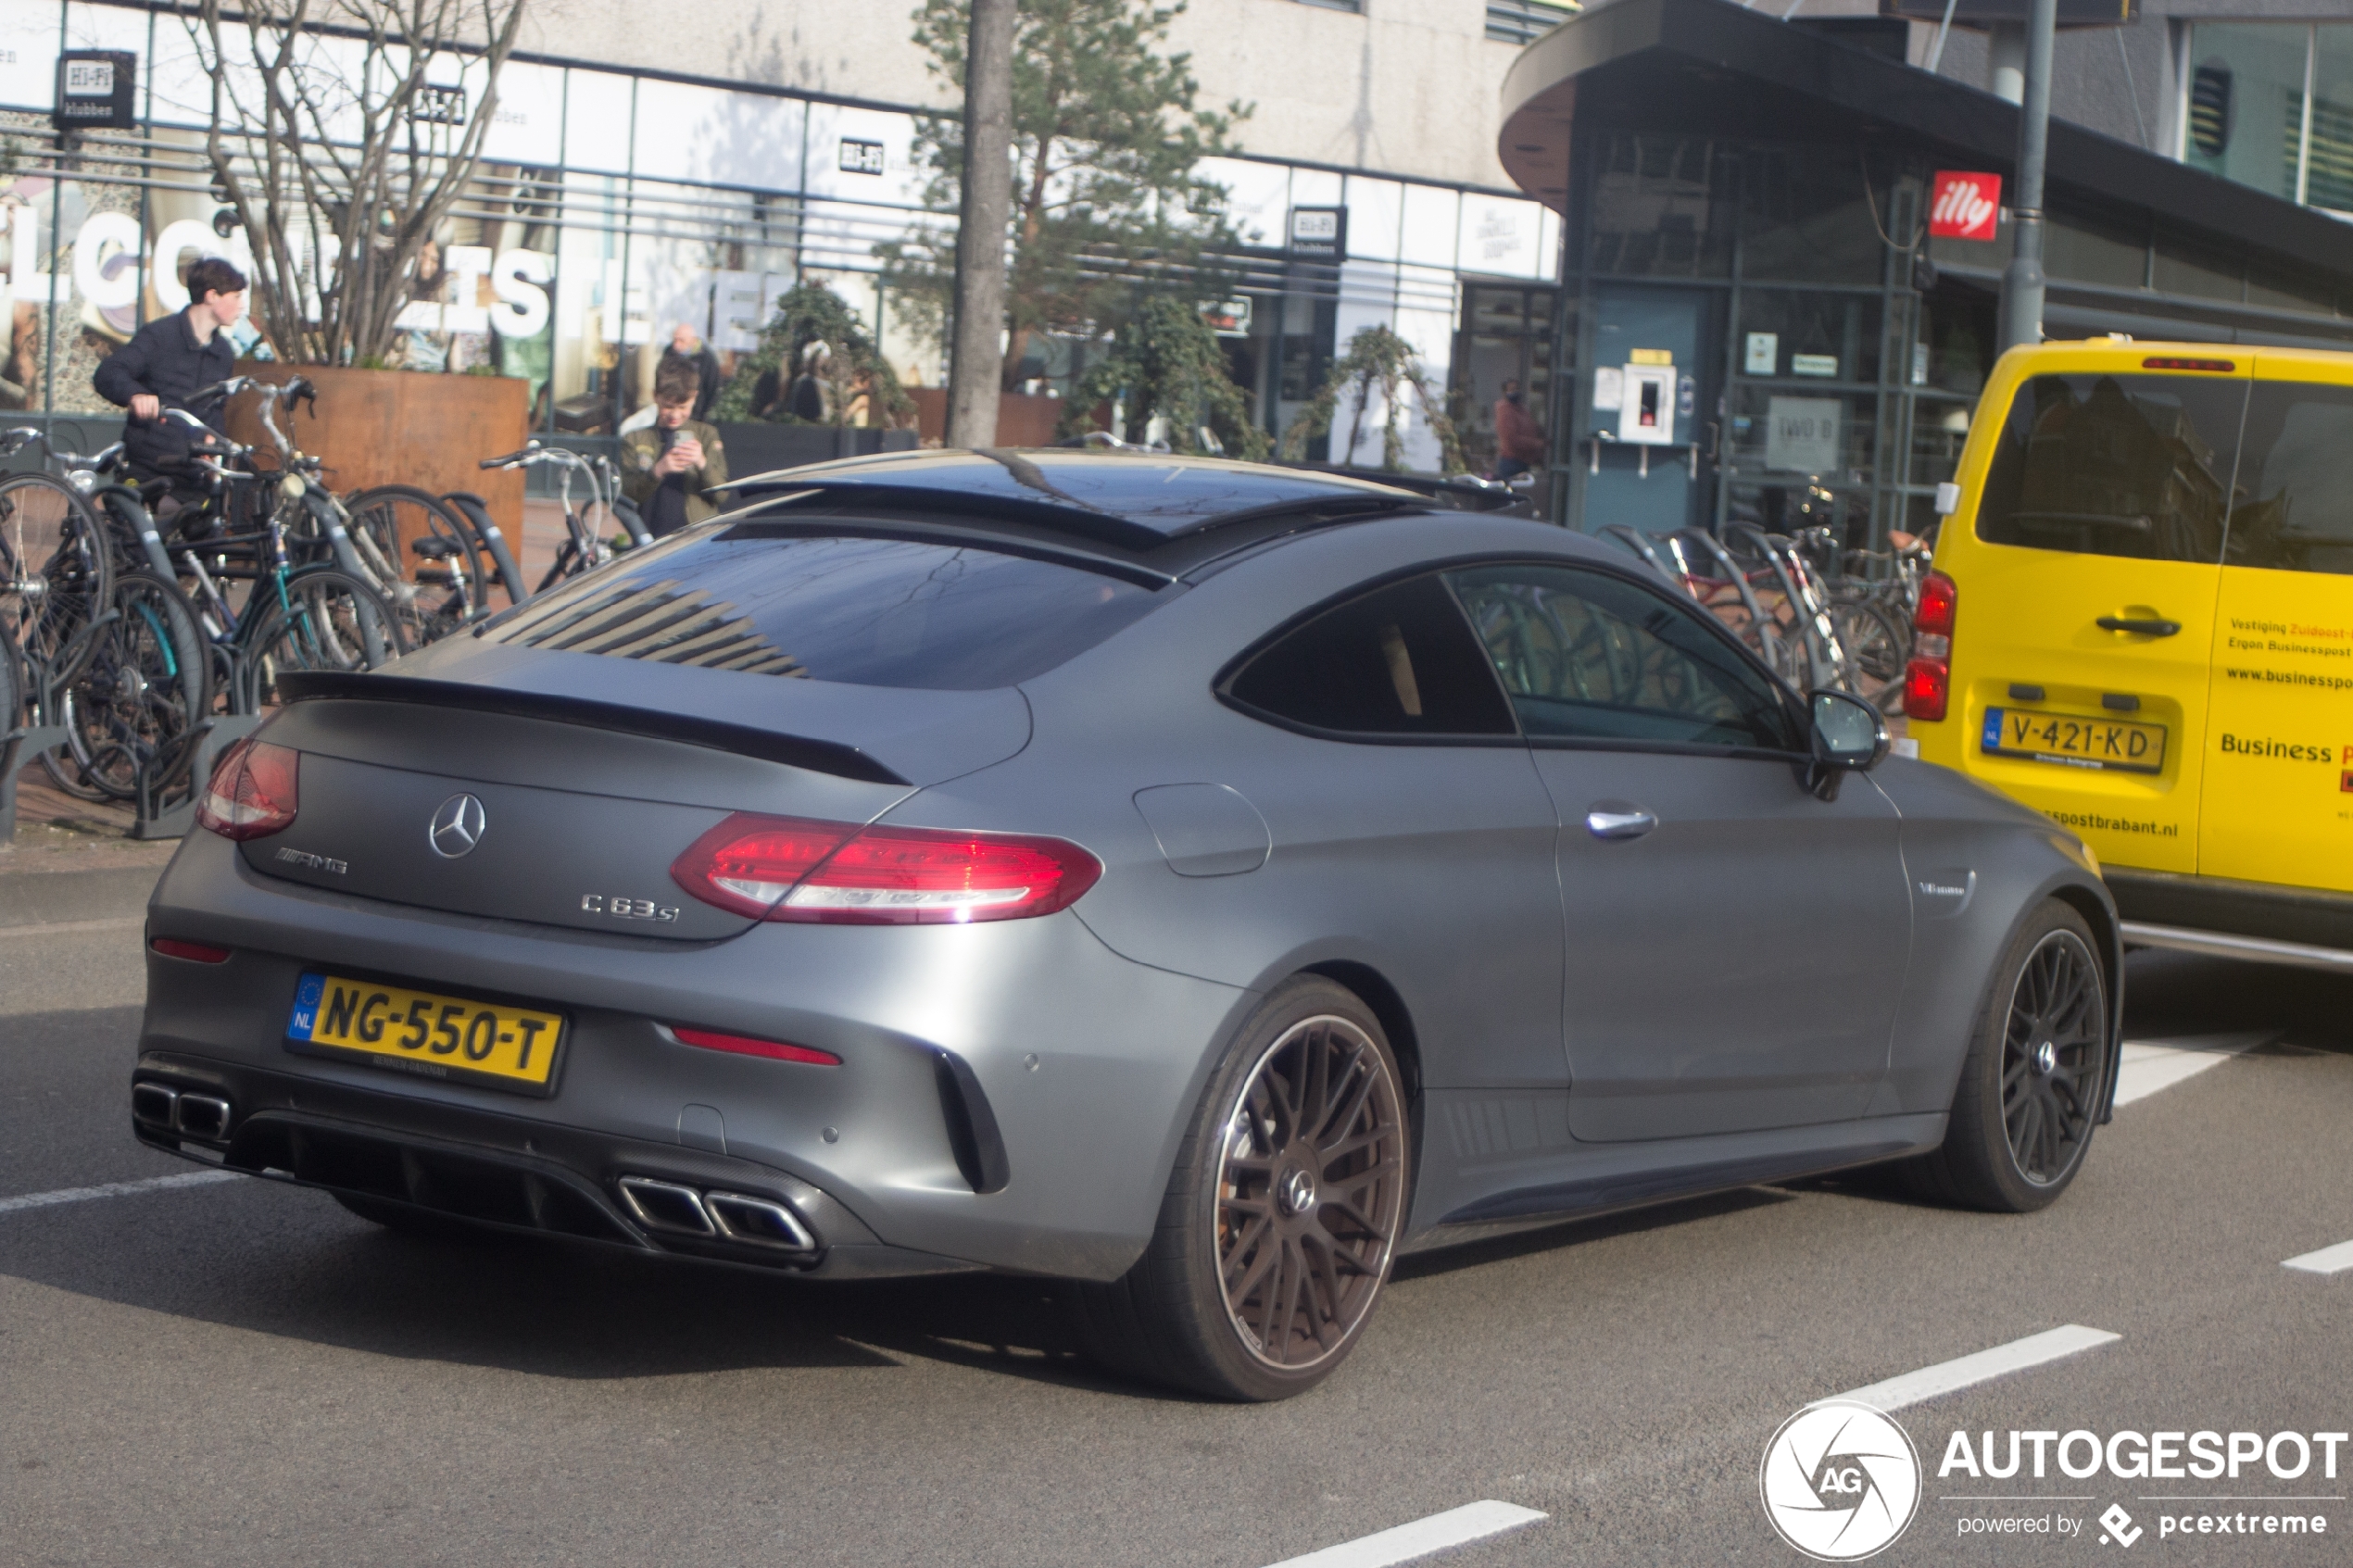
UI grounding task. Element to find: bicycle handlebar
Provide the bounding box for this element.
[479,442,544,469]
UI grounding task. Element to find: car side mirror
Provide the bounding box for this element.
[1805,689,1891,800]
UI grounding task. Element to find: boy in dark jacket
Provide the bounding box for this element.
[93,257,249,482]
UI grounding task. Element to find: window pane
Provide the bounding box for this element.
[1226,576,1516,736]
[2183,23,2309,203]
[1586,134,1734,279]
[2226,383,2353,575]
[1739,147,1887,286]
[2309,24,2353,213]
[484,529,1164,689]
[1975,374,2246,564]
[1445,565,1799,751]
[1734,290,1881,385]
[2045,211,2145,290]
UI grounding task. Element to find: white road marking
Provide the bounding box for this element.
[1833,1324,2121,1412]
[0,1170,240,1214]
[2283,1239,2353,1277]
[2111,1033,2270,1108]
[0,915,145,939]
[1257,1501,1546,1568]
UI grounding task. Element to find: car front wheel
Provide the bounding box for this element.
[1074,977,1410,1400]
[1906,899,2110,1212]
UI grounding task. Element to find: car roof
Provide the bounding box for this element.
[712,447,1446,578]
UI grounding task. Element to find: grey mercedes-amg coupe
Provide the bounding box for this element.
[133,449,2119,1400]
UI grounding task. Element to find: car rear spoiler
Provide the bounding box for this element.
[270,671,912,785]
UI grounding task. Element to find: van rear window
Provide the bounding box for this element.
[480,530,1164,689]
[1976,373,2246,565]
[2226,383,2353,576]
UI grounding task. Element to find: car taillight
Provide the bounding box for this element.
[195,739,300,841]
[669,1025,840,1066]
[1902,569,1957,722]
[1913,569,1957,658]
[1903,657,1950,722]
[150,937,232,963]
[671,811,1102,924]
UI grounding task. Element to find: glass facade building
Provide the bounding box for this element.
[1501,0,2353,546]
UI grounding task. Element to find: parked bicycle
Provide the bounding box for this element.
[476,440,648,594]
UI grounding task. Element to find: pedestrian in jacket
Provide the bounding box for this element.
[93,257,248,480]
[621,357,730,536]
[659,321,724,421]
[1492,377,1544,481]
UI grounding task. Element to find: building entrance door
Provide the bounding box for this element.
[1581,284,1714,535]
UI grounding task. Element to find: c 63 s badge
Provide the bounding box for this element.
[582,893,681,923]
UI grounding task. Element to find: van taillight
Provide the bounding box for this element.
[1903,571,1957,722]
[671,811,1102,924]
[195,739,300,841]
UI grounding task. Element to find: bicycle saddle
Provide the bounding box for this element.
[410,535,462,561]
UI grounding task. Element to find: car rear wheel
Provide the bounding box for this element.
[1073,977,1409,1401]
[1903,900,2108,1212]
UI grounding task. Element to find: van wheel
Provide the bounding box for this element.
[1072,978,1409,1401]
[1904,900,2109,1212]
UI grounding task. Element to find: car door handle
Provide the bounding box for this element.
[2095,616,2182,637]
[1585,808,1657,841]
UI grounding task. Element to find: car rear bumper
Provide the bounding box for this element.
[139,832,1252,1282]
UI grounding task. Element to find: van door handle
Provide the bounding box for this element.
[2096,616,2182,636]
[1585,808,1657,841]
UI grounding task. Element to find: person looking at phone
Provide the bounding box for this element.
[94,257,249,483]
[620,357,729,537]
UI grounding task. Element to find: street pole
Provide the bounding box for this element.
[1996,0,2057,351]
[946,0,1015,449]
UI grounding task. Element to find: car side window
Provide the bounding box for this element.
[1444,563,1801,752]
[1224,573,1517,737]
[2225,383,2353,575]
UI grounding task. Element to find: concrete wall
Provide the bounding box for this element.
[520,0,1529,191]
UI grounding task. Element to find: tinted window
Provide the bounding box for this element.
[481,530,1161,689]
[1226,574,1516,736]
[1976,373,2246,563]
[1446,564,1800,752]
[2225,383,2353,575]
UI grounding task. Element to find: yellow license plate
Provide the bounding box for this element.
[286,972,565,1094]
[1981,707,2168,775]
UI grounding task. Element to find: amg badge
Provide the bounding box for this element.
[582,893,681,923]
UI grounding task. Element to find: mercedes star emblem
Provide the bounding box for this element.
[428,794,487,859]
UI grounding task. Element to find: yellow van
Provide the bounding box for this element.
[1906,339,2353,970]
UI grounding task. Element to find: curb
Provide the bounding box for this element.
[0,866,163,929]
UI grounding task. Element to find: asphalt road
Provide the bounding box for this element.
[4,915,2348,1568]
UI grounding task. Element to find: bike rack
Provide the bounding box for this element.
[0,721,71,843]
[132,712,262,841]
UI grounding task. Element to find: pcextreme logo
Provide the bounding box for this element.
[1760,1400,1922,1561]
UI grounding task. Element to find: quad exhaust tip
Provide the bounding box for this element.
[132,1082,233,1142]
[617,1174,816,1252]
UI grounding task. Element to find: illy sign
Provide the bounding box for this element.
[1930,171,2002,242]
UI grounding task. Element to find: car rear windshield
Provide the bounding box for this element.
[479,529,1164,689]
[1976,372,2246,564]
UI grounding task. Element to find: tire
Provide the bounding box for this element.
[1071,977,1411,1401]
[1901,900,2109,1212]
[237,568,407,711]
[54,570,210,801]
[331,1190,488,1241]
[0,471,112,694]
[343,485,486,646]
[1829,596,1908,711]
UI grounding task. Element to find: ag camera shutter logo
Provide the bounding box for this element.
[1760,1400,1922,1561]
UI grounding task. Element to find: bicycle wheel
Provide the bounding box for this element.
[1830,596,1909,711]
[54,569,210,801]
[344,484,485,645]
[237,568,408,711]
[0,472,112,700]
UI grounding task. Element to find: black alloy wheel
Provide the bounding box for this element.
[1999,928,2105,1185]
[1072,976,1410,1400]
[1901,899,2109,1212]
